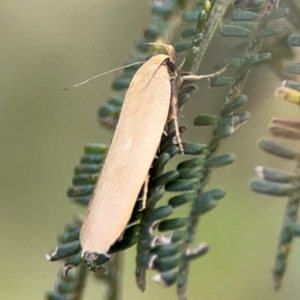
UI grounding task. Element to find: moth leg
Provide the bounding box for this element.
[173,114,184,155]
[142,175,149,209]
[168,78,184,155]
[181,65,227,82]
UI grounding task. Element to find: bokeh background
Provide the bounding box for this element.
[1,1,300,299]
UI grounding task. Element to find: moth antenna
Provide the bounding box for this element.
[61,61,145,91]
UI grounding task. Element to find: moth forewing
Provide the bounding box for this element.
[80,54,175,263]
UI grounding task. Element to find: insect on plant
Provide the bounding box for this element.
[54,43,226,274]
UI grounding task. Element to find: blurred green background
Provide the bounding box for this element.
[1,1,300,299]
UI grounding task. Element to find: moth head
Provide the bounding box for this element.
[147,43,176,66]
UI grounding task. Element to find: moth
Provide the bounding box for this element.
[80,44,182,273]
[64,44,225,273]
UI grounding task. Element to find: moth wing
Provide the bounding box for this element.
[80,56,172,253]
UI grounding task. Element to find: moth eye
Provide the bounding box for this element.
[166,59,176,73]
